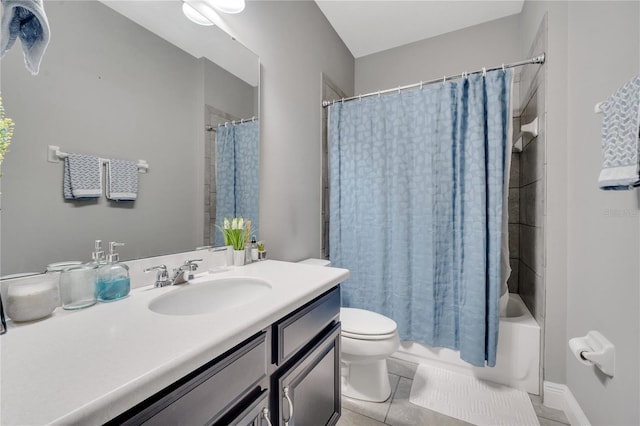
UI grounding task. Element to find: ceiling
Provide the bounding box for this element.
[315,1,525,58]
[99,1,524,80]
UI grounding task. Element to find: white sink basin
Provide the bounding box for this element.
[148,277,272,316]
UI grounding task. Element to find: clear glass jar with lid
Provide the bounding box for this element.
[59,264,98,310]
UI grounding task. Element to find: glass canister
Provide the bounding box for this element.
[59,264,98,310]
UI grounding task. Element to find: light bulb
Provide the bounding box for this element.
[182,2,214,26]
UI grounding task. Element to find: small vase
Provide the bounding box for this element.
[233,249,245,266]
[225,245,234,266]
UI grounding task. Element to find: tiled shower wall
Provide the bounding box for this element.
[508,15,547,329]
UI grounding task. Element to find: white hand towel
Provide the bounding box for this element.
[106,159,138,201]
[63,154,102,199]
[598,75,640,190]
[0,0,50,75]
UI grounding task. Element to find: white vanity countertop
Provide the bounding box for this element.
[0,260,349,425]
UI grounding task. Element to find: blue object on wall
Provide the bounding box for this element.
[328,70,512,367]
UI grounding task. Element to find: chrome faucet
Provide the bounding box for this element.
[145,259,203,287]
[144,264,171,288]
[171,259,202,285]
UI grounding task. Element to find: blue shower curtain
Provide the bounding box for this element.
[328,70,511,366]
[215,120,259,246]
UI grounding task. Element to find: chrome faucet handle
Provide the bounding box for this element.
[144,265,170,287]
[183,259,203,272]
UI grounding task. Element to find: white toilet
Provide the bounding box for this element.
[297,258,400,402]
[340,307,400,402]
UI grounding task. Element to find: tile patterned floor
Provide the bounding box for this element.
[337,357,570,426]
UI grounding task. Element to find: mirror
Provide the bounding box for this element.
[0,1,259,275]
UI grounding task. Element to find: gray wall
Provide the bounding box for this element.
[0,1,202,273]
[203,59,257,119]
[221,1,355,261]
[355,14,521,95]
[521,1,639,423]
[565,2,639,424]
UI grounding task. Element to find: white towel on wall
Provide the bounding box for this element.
[0,0,50,75]
[106,159,138,201]
[598,75,640,190]
[63,154,102,199]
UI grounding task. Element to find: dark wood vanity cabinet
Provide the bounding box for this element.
[109,286,341,426]
[270,286,342,426]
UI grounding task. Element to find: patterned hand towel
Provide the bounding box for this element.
[106,159,138,201]
[63,154,102,199]
[0,0,50,75]
[598,75,640,190]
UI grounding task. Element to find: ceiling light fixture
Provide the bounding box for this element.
[182,2,214,26]
[209,0,245,14]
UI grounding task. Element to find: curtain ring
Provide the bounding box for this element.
[502,63,506,72]
[358,94,362,101]
[377,91,381,98]
[442,76,446,85]
[482,67,487,77]
[397,86,401,94]
[420,80,423,89]
[341,98,344,104]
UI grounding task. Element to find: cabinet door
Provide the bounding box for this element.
[273,323,341,426]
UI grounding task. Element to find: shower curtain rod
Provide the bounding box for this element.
[206,116,257,132]
[322,53,545,108]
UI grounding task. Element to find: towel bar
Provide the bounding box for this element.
[47,145,149,173]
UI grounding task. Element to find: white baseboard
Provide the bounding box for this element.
[543,381,591,426]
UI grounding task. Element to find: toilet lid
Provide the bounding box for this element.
[340,307,397,336]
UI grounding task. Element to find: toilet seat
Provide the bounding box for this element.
[342,330,398,341]
[341,307,398,341]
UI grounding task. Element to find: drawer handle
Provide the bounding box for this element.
[283,386,294,426]
[261,407,273,426]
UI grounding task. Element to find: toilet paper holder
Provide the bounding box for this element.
[569,330,615,377]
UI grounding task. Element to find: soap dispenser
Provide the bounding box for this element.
[250,236,259,262]
[97,242,130,302]
[90,240,106,266]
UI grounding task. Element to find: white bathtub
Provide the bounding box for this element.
[393,293,540,394]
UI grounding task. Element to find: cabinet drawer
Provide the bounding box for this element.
[224,390,271,426]
[273,322,341,426]
[273,286,340,365]
[118,332,267,426]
